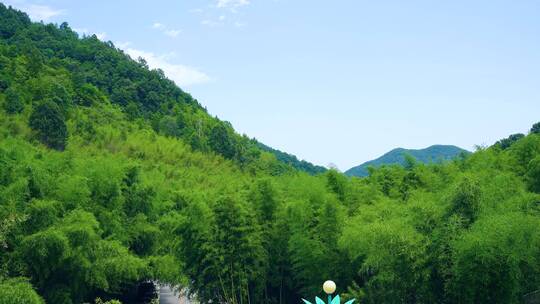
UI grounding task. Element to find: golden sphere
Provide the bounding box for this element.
[323,280,336,294]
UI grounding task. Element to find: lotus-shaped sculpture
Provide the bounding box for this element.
[301,281,355,304]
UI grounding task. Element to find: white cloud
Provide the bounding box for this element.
[152,22,165,29]
[120,46,210,87]
[202,17,245,28]
[164,29,182,37]
[152,22,181,38]
[201,19,221,27]
[95,32,107,40]
[26,4,64,21]
[191,1,249,28]
[73,27,88,34]
[207,0,250,27]
[217,0,250,8]
[3,1,65,21]
[115,41,131,49]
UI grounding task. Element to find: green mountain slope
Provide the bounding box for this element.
[0,2,323,175]
[256,142,327,174]
[345,145,470,177]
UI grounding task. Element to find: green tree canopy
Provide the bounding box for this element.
[28,100,67,150]
[2,87,24,114]
[0,278,44,304]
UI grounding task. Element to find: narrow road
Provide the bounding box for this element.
[158,285,194,304]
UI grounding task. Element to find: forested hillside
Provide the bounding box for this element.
[256,142,327,174]
[1,3,540,304]
[345,145,469,177]
[0,3,323,175]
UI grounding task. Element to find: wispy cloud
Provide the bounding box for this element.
[201,15,227,27]
[118,44,211,87]
[25,4,64,21]
[198,0,249,28]
[95,32,107,40]
[217,0,250,9]
[201,19,218,27]
[4,1,65,21]
[234,21,246,28]
[164,29,181,37]
[152,22,165,29]
[152,22,182,38]
[73,27,88,34]
[116,41,132,49]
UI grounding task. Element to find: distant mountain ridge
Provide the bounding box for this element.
[345,145,470,177]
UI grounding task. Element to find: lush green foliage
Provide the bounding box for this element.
[532,122,540,134]
[0,3,540,304]
[495,133,526,150]
[345,145,469,177]
[29,101,67,150]
[257,142,327,174]
[0,278,44,304]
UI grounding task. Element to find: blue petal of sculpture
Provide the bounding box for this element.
[301,281,356,304]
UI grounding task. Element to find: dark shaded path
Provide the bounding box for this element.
[158,285,194,304]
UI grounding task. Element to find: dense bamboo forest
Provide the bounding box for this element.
[0,3,540,304]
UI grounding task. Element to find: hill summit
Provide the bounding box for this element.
[345,145,469,177]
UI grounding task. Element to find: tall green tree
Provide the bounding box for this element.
[526,155,540,193]
[449,214,540,304]
[28,101,68,150]
[2,87,24,114]
[0,278,44,304]
[326,169,347,201]
[495,133,525,150]
[447,176,481,226]
[531,122,540,134]
[209,123,236,159]
[212,196,267,303]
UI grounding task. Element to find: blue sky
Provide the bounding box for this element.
[4,0,540,170]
